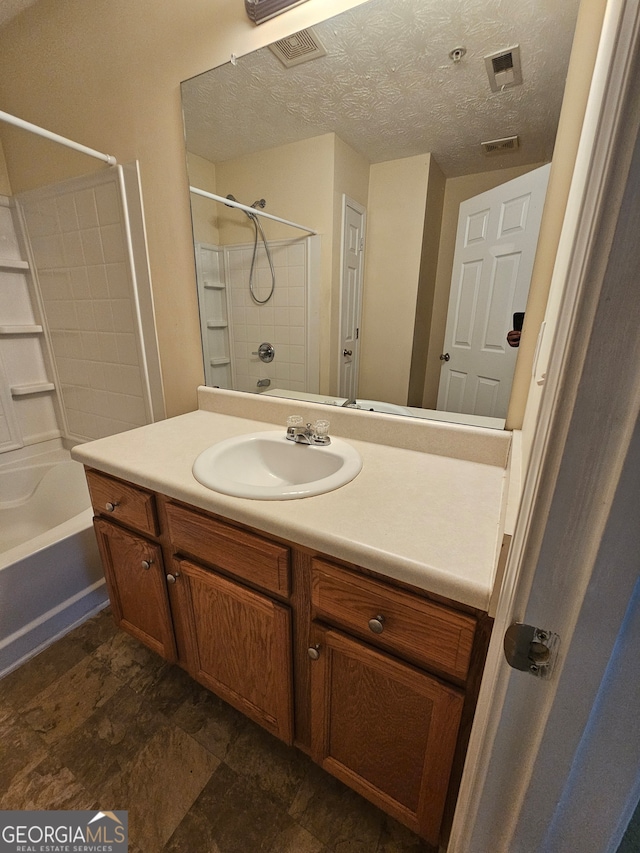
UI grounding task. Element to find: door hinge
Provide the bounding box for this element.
[356,328,359,340]
[359,237,364,252]
[504,622,559,679]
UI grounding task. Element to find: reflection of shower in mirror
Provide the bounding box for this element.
[226,193,275,304]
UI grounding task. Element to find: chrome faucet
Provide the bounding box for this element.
[341,398,357,408]
[287,423,314,444]
[286,420,331,446]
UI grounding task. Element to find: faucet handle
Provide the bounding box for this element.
[286,415,303,439]
[314,419,330,437]
[312,419,331,445]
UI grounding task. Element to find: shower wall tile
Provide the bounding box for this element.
[227,238,309,395]
[19,172,150,442]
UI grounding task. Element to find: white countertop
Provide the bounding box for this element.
[71,388,512,612]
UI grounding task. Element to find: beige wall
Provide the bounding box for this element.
[0,139,10,195]
[359,154,431,405]
[0,0,368,417]
[408,155,446,407]
[186,152,219,245]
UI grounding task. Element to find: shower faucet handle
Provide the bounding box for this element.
[252,342,275,363]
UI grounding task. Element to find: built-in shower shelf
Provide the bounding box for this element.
[0,257,29,270]
[10,382,56,397]
[0,324,44,335]
[203,281,225,290]
[209,357,231,366]
[206,320,228,329]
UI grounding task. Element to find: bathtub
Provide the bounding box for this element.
[0,454,107,678]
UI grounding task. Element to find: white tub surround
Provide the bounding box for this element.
[72,387,512,611]
[0,454,106,677]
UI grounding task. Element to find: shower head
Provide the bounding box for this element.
[251,199,266,210]
[225,193,257,220]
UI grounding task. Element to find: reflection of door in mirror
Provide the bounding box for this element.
[438,164,551,419]
[338,196,366,399]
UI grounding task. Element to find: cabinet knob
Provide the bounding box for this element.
[307,644,321,660]
[166,572,179,584]
[105,501,119,512]
[368,614,385,634]
[141,559,153,570]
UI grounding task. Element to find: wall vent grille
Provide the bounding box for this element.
[481,136,520,155]
[269,28,327,68]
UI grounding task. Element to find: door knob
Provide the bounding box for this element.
[141,559,153,570]
[307,644,321,660]
[105,501,119,512]
[343,349,353,357]
[439,353,450,362]
[166,572,180,584]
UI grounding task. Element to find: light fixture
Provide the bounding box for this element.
[244,0,311,25]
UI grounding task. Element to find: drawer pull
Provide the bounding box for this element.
[141,559,153,570]
[368,614,385,634]
[105,501,119,512]
[307,644,321,660]
[166,572,180,584]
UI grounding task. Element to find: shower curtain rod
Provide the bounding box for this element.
[0,110,117,166]
[189,186,318,235]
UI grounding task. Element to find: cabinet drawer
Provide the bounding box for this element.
[165,502,290,597]
[86,469,159,537]
[311,559,476,681]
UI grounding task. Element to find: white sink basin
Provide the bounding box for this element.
[192,430,363,500]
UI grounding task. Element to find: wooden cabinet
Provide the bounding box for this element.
[309,626,464,847]
[311,557,476,681]
[84,468,491,847]
[175,557,293,743]
[308,557,479,846]
[93,518,176,661]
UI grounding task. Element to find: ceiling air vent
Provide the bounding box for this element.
[269,27,326,68]
[484,46,523,92]
[481,136,520,155]
[245,0,310,25]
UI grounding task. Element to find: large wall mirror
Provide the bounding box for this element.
[181,0,580,428]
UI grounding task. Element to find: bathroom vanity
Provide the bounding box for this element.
[72,388,513,849]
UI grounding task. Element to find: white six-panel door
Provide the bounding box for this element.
[437,164,551,418]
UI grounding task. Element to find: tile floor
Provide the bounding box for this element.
[0,608,433,852]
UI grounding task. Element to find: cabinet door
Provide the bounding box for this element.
[94,518,176,661]
[177,558,293,745]
[309,626,464,847]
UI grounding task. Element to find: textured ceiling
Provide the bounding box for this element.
[182,0,581,177]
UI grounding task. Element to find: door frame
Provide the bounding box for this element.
[337,194,366,398]
[450,0,640,849]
